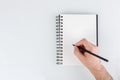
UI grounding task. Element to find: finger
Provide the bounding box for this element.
[75,38,90,50]
[74,46,85,61]
[75,39,98,54]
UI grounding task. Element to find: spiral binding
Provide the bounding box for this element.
[56,15,63,65]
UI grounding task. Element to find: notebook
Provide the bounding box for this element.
[56,14,98,65]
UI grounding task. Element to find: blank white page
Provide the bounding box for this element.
[61,14,97,65]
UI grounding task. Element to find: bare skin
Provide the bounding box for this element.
[74,39,113,80]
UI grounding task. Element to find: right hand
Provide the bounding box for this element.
[73,39,112,80]
[74,38,101,70]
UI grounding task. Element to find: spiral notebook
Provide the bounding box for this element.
[56,14,98,65]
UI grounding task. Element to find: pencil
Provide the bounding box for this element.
[73,44,109,62]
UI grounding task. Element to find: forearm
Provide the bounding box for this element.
[89,65,113,80]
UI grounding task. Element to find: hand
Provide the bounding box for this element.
[74,39,112,80]
[74,38,100,70]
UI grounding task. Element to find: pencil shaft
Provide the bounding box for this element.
[79,47,108,62]
[73,45,109,62]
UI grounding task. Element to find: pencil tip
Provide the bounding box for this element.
[72,44,75,46]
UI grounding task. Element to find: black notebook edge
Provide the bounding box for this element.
[96,14,98,46]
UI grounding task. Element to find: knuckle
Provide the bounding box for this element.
[82,38,86,41]
[82,38,87,42]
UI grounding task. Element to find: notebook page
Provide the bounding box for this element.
[61,14,97,65]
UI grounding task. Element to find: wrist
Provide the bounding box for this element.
[89,65,112,80]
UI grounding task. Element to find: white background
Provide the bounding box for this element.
[0,0,120,80]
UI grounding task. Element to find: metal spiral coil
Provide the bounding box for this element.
[56,15,63,65]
